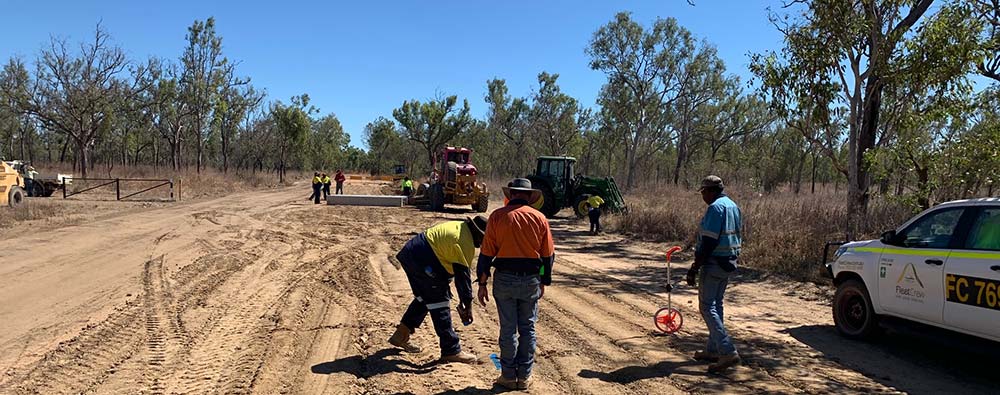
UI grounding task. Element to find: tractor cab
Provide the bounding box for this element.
[528,155,626,218]
[534,156,576,203]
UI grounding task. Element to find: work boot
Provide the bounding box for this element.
[388,324,421,353]
[493,375,518,390]
[516,375,533,390]
[693,350,720,362]
[708,353,741,373]
[439,350,478,364]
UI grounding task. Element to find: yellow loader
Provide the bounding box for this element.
[0,161,27,208]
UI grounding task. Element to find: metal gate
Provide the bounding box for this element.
[63,177,176,201]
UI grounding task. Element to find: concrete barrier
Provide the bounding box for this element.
[327,194,407,207]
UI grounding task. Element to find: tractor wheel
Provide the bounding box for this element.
[538,184,558,218]
[429,184,445,211]
[8,186,26,208]
[473,194,489,213]
[573,195,591,218]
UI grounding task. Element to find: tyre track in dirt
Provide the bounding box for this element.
[551,247,891,394]
[5,183,993,394]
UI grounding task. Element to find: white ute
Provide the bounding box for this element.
[828,198,1000,342]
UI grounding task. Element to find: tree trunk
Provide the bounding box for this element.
[672,136,687,186]
[848,77,883,237]
[810,151,818,194]
[794,150,808,194]
[916,167,930,210]
[76,139,90,178]
[222,129,229,174]
[59,138,69,163]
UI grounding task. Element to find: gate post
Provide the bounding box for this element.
[170,179,174,201]
[116,178,121,201]
[62,177,66,199]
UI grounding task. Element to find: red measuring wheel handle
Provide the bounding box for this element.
[654,307,683,334]
[665,246,682,263]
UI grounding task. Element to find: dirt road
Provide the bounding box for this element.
[0,183,995,394]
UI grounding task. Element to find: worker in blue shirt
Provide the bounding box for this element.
[686,175,742,373]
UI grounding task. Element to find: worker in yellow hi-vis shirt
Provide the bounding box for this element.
[587,195,605,235]
[388,216,488,365]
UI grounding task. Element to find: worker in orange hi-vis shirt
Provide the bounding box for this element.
[476,178,554,391]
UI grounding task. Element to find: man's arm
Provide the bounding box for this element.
[453,264,473,304]
[539,218,555,286]
[692,236,719,272]
[476,254,494,283]
[540,254,554,286]
[687,205,723,286]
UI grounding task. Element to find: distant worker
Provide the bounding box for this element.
[334,170,346,195]
[686,175,742,373]
[477,178,554,390]
[24,166,37,197]
[321,173,332,199]
[402,177,413,196]
[586,195,605,235]
[388,215,489,365]
[309,172,322,204]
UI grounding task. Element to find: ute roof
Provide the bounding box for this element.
[538,156,577,161]
[936,197,1000,208]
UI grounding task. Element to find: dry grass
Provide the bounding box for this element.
[608,185,914,282]
[0,199,73,229]
[1,166,303,229]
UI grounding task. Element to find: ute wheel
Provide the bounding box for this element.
[429,184,445,211]
[43,186,55,197]
[31,183,45,198]
[833,279,881,339]
[538,184,558,218]
[573,195,591,218]
[474,194,489,213]
[8,186,26,208]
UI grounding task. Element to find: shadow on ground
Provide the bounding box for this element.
[784,324,999,395]
[434,386,514,394]
[579,360,705,384]
[311,349,437,378]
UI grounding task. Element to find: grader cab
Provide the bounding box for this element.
[414,147,489,212]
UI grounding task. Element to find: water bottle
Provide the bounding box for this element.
[489,353,501,370]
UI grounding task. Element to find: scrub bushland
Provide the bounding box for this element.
[608,185,914,282]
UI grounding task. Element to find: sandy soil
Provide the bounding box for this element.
[0,182,996,394]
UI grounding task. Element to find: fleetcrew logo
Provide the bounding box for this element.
[895,263,926,302]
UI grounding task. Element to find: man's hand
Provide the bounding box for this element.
[539,284,545,299]
[686,270,698,287]
[477,284,490,306]
[457,302,473,325]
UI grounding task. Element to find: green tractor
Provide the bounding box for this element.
[526,156,627,218]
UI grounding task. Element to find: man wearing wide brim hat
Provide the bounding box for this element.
[477,178,555,390]
[388,215,488,365]
[501,178,542,207]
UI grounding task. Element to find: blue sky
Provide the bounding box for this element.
[1,0,786,149]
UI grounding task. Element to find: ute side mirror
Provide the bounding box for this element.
[880,230,898,246]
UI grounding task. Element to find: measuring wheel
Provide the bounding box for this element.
[652,246,684,334]
[654,307,683,334]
